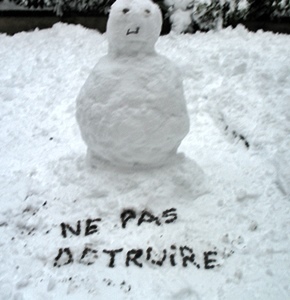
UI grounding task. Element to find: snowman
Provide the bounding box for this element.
[76,0,190,168]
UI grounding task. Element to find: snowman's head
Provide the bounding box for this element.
[107,0,162,57]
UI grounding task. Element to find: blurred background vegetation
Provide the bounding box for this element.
[0,0,289,33]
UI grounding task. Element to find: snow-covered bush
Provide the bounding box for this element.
[248,0,290,20]
[8,0,115,15]
[164,0,290,33]
[3,0,290,30]
[3,0,167,16]
[164,0,249,33]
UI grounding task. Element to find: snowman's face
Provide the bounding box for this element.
[107,0,162,56]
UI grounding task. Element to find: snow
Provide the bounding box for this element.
[169,8,193,34]
[76,0,190,168]
[165,0,251,33]
[0,23,290,300]
[165,0,194,33]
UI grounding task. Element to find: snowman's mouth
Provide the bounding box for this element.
[126,27,140,35]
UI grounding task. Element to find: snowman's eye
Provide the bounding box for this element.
[123,8,130,14]
[145,9,151,14]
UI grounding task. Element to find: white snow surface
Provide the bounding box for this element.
[0,23,290,299]
[76,0,190,168]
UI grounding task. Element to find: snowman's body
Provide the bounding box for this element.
[76,0,189,168]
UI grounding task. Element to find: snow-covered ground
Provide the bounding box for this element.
[0,23,289,299]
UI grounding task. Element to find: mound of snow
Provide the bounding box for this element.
[0,23,289,299]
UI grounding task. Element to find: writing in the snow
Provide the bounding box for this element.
[54,208,218,270]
